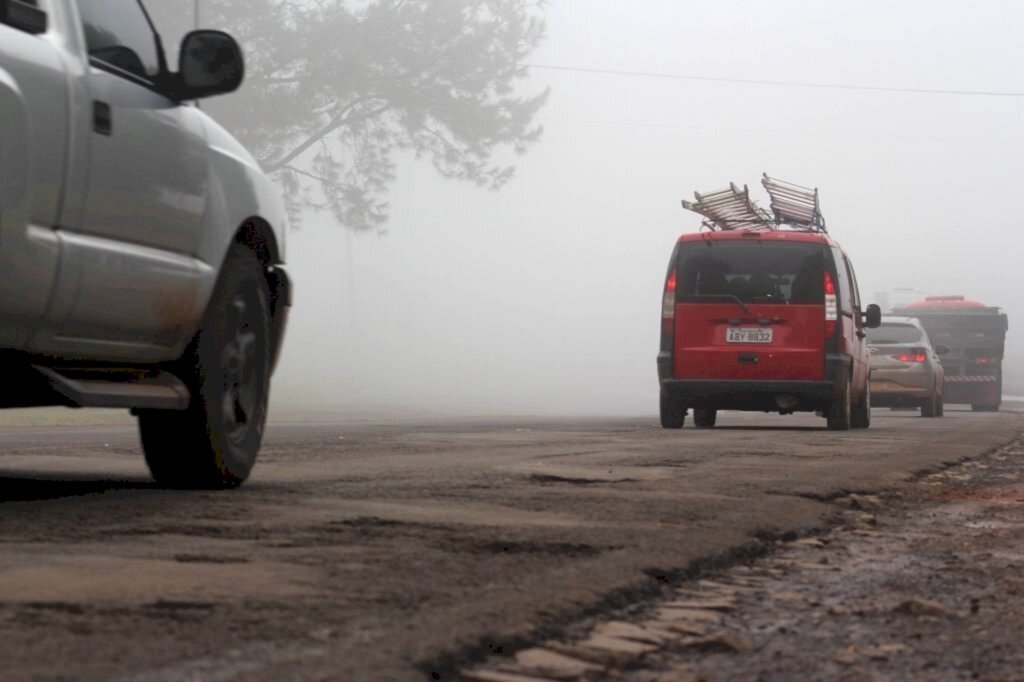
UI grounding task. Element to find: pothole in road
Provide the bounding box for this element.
[527,474,639,486]
[449,438,1024,682]
[441,538,610,558]
[173,553,251,564]
[268,516,618,560]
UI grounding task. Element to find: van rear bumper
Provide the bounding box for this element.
[657,351,850,411]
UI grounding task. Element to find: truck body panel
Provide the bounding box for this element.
[892,296,1008,410]
[0,19,68,337]
[0,0,288,364]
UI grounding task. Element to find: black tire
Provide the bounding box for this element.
[693,408,717,428]
[936,390,944,417]
[139,245,272,488]
[921,389,938,418]
[851,380,871,429]
[827,373,851,431]
[660,394,685,429]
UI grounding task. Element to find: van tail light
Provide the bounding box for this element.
[894,348,928,363]
[824,271,838,339]
[662,268,677,337]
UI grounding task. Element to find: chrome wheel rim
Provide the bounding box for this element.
[222,292,260,445]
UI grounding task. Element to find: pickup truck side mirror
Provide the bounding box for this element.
[934,344,951,356]
[177,30,244,100]
[863,303,882,329]
[0,0,47,34]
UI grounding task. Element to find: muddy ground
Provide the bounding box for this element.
[465,437,1024,681]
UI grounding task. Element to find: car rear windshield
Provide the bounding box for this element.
[677,241,826,305]
[867,323,922,345]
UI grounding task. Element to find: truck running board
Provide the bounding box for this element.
[33,366,191,411]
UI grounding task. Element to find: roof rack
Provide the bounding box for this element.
[681,175,828,233]
[680,183,775,232]
[761,174,827,233]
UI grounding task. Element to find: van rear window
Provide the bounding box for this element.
[677,241,826,305]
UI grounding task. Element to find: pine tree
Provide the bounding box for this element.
[149,0,549,232]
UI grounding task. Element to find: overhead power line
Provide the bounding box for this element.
[527,63,1024,98]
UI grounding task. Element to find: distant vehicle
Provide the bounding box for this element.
[867,317,948,417]
[891,296,1008,412]
[1,1,291,487]
[657,176,881,431]
[875,288,931,314]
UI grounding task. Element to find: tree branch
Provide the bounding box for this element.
[264,99,391,173]
[282,164,357,192]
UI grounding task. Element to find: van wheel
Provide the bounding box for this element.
[827,374,851,431]
[660,395,686,429]
[693,409,717,428]
[851,381,871,429]
[139,245,272,488]
[921,389,939,418]
[936,390,944,417]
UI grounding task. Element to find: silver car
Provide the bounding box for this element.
[867,317,948,417]
[1,1,290,488]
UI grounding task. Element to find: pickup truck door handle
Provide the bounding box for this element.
[93,101,112,136]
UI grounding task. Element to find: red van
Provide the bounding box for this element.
[657,177,881,430]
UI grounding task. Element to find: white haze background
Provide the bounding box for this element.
[259,0,1023,416]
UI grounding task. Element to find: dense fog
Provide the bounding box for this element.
[163,1,1023,416]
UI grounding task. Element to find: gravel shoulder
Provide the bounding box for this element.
[464,436,1024,681]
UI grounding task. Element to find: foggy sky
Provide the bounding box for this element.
[270,0,1024,416]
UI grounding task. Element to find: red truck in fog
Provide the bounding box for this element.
[891,296,1008,411]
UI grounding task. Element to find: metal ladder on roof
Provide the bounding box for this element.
[760,174,827,232]
[681,174,828,233]
[681,183,775,232]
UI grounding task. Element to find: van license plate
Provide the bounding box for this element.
[727,327,773,344]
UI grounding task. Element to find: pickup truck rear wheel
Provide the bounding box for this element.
[139,246,271,488]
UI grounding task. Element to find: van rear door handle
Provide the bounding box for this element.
[93,101,112,136]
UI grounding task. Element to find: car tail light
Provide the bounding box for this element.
[824,271,837,339]
[893,348,928,363]
[975,357,999,365]
[662,268,677,337]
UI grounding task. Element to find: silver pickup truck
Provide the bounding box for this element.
[0,0,291,487]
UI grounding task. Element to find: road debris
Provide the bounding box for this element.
[461,437,1024,681]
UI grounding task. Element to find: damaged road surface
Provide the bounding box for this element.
[0,410,1019,680]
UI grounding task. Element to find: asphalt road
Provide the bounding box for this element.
[0,408,1019,681]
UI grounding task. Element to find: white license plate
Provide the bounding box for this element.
[727,327,773,344]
